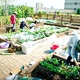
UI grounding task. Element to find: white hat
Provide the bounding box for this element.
[14,11,17,14]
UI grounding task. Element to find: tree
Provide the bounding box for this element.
[24,7,34,17]
[77,8,80,14]
[21,5,27,18]
[8,5,14,14]
[0,0,14,15]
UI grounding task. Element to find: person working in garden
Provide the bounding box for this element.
[29,20,38,29]
[10,11,17,32]
[65,34,80,67]
[29,20,40,31]
[20,21,28,31]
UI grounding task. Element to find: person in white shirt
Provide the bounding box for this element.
[29,21,37,29]
[66,35,80,67]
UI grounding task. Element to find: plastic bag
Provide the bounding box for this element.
[5,74,23,80]
[0,42,10,49]
[5,74,18,80]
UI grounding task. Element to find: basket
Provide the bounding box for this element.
[8,47,16,53]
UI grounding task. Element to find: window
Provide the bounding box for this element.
[75,3,77,5]
[74,8,76,10]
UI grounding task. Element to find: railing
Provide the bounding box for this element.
[34,14,80,25]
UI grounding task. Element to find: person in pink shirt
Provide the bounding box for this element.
[10,11,17,32]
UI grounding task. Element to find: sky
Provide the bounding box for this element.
[12,0,65,9]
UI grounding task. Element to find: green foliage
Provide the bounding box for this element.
[15,6,34,18]
[40,57,80,79]
[42,11,46,14]
[57,11,60,14]
[4,17,10,25]
[0,16,10,25]
[73,12,77,15]
[38,11,46,15]
[0,5,34,18]
[37,12,42,18]
[27,21,33,25]
[2,26,70,43]
[0,5,35,26]
[0,6,3,16]
[8,5,17,15]
[77,8,80,14]
[38,12,42,15]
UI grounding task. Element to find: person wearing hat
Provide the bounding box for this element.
[10,11,17,32]
[65,34,80,67]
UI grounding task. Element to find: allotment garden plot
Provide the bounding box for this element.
[0,26,71,54]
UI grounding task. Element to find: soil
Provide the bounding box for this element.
[9,55,80,80]
[31,65,63,80]
[30,56,80,80]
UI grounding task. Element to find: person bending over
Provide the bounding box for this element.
[66,35,80,67]
[20,21,28,31]
[29,21,37,29]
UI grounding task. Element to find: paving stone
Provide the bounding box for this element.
[0,72,6,79]
[0,35,72,79]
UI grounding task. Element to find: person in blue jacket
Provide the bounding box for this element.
[66,34,80,67]
[20,21,28,30]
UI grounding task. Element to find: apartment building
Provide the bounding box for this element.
[36,2,43,13]
[64,0,80,12]
[35,2,56,13]
[35,2,74,14]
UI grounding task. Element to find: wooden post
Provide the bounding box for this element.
[46,14,48,20]
[53,14,56,20]
[61,15,63,25]
[70,15,72,24]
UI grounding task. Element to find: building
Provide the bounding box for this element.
[36,2,55,13]
[64,0,80,12]
[36,2,43,13]
[35,2,74,14]
[51,6,54,9]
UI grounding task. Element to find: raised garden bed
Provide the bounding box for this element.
[0,27,74,54]
[18,55,80,80]
[57,29,73,37]
[33,57,80,80]
[0,26,74,55]
[54,23,79,29]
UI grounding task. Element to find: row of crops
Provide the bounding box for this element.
[1,26,70,45]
